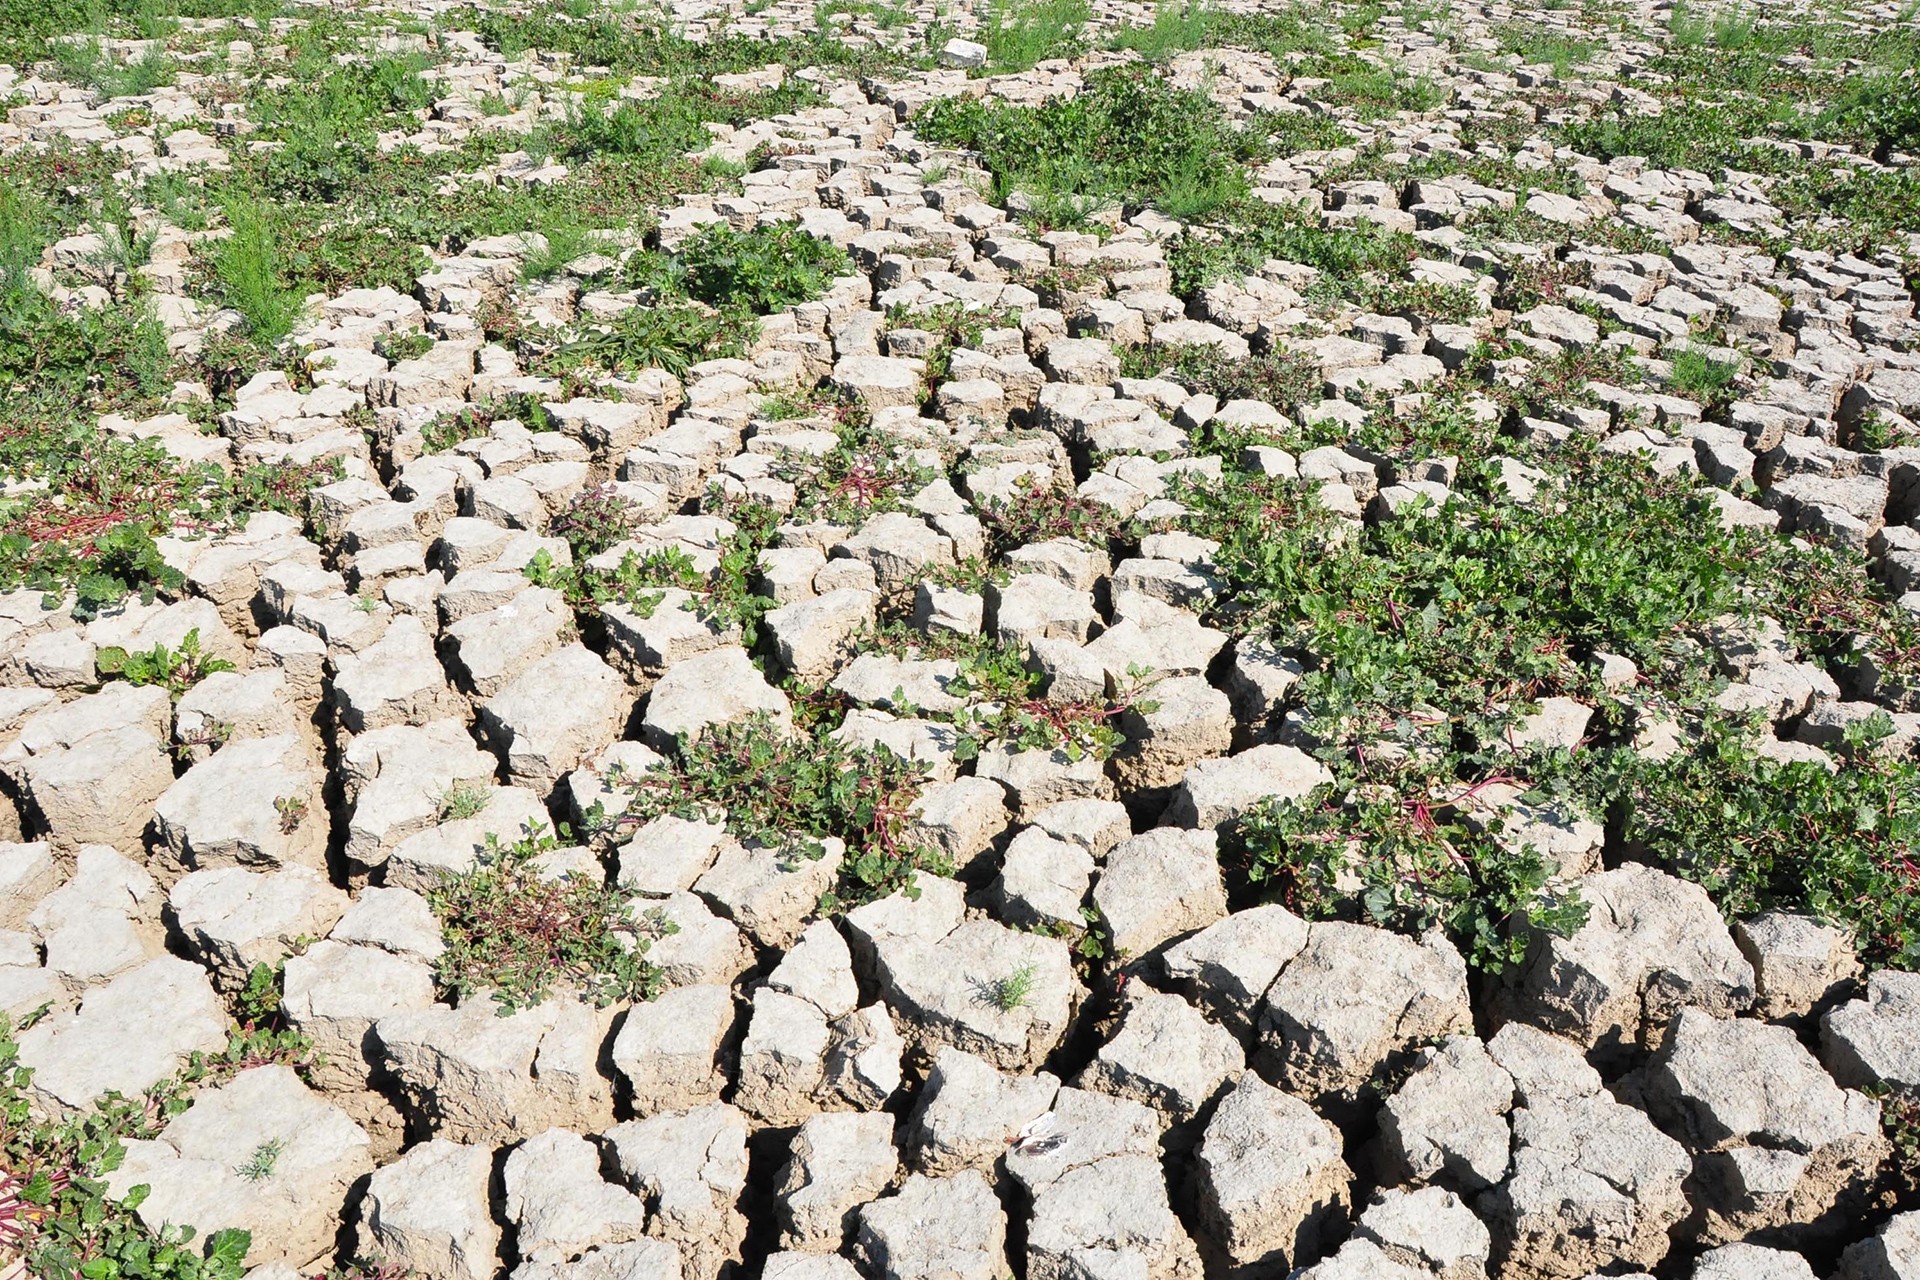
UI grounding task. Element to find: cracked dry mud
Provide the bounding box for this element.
[1,0,1919,1278]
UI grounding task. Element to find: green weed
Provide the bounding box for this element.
[437,783,491,822]
[981,962,1038,1010]
[208,199,305,344]
[95,627,237,699]
[234,1139,283,1183]
[976,0,1089,70]
[1666,346,1741,415]
[915,68,1264,224]
[614,712,952,911]
[427,825,673,1014]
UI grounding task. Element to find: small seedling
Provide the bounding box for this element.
[437,783,490,822]
[983,963,1037,1011]
[236,1138,284,1182]
[274,795,308,835]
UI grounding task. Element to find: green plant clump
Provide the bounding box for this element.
[914,67,1269,224]
[427,825,675,1014]
[96,628,237,699]
[1591,715,1920,966]
[0,1016,254,1280]
[612,712,952,911]
[1239,759,1591,972]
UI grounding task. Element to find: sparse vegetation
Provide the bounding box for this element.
[981,962,1038,1010]
[96,629,237,699]
[426,825,675,1014]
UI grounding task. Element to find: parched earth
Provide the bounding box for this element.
[1,0,1919,1278]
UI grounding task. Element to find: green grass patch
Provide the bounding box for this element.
[914,68,1268,224]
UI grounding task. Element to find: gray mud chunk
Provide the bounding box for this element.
[1092,828,1228,959]
[734,986,832,1126]
[1076,988,1243,1125]
[376,995,616,1143]
[106,1066,373,1269]
[152,734,327,871]
[18,955,227,1110]
[1836,1208,1920,1280]
[641,646,793,748]
[1027,1152,1204,1280]
[478,645,629,792]
[1195,1073,1351,1272]
[357,1139,501,1280]
[1468,1025,1684,1277]
[1354,1186,1492,1280]
[1376,1035,1516,1194]
[605,1103,750,1278]
[1640,1007,1886,1245]
[1111,675,1233,795]
[1258,923,1471,1110]
[855,1171,1007,1280]
[503,1128,649,1262]
[611,983,736,1116]
[906,1046,1059,1175]
[1161,903,1309,1037]
[862,902,1079,1072]
[168,864,349,990]
[1823,970,1920,1090]
[281,940,437,1093]
[1163,743,1331,831]
[693,835,844,950]
[1692,1243,1818,1280]
[775,1111,901,1251]
[1734,912,1859,1022]
[1504,865,1753,1063]
[990,827,1094,931]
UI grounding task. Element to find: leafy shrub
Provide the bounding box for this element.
[1166,199,1416,294]
[1743,535,1920,698]
[977,474,1123,560]
[207,199,305,343]
[1315,63,1446,119]
[545,302,752,379]
[546,97,717,167]
[1,214,170,407]
[1813,69,1920,162]
[418,406,497,456]
[1573,715,1920,966]
[783,414,939,526]
[549,483,645,560]
[1176,443,1741,742]
[427,825,673,1013]
[1119,341,1322,413]
[527,503,775,642]
[1556,100,1794,175]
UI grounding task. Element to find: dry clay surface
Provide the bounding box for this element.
[3,0,1920,1278]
